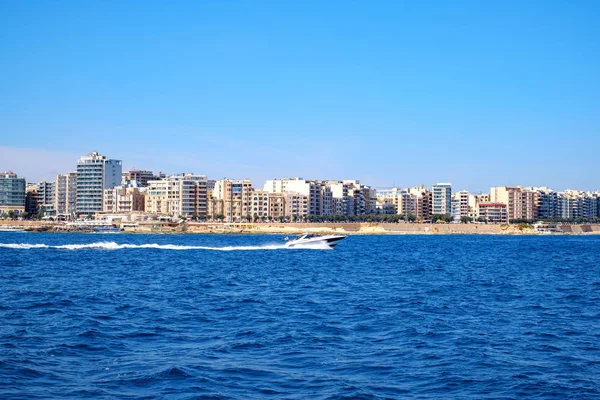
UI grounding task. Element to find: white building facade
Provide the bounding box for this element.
[76,152,122,215]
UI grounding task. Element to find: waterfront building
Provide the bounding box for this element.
[122,170,156,187]
[466,194,489,219]
[145,179,170,215]
[375,197,396,214]
[0,171,26,217]
[452,190,470,221]
[432,183,452,215]
[376,187,403,214]
[212,179,253,222]
[207,196,224,220]
[251,189,270,219]
[55,172,78,218]
[326,181,353,215]
[284,192,309,220]
[529,187,559,220]
[397,190,415,217]
[264,178,332,216]
[477,203,508,223]
[409,186,432,221]
[490,186,538,221]
[560,190,597,220]
[29,180,56,216]
[375,185,431,220]
[365,187,377,214]
[103,182,146,213]
[25,185,38,216]
[145,174,207,217]
[76,152,122,216]
[267,192,287,220]
[325,180,370,215]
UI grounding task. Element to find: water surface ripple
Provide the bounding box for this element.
[1,233,599,399]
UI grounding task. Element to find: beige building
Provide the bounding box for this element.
[145,174,208,217]
[478,203,508,223]
[284,192,309,219]
[212,179,253,222]
[103,185,146,213]
[251,189,270,219]
[207,193,224,220]
[264,178,332,216]
[55,172,78,218]
[490,186,538,221]
[375,197,396,214]
[268,192,287,219]
[145,179,170,214]
[377,186,431,220]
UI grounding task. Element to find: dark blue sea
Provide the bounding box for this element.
[1,233,599,399]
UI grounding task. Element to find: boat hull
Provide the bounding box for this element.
[285,234,346,248]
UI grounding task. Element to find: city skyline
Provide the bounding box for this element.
[1,146,599,193]
[1,2,599,191]
[3,150,600,225]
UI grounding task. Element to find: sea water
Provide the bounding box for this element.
[1,233,599,399]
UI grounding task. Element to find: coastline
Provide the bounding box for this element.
[1,220,599,235]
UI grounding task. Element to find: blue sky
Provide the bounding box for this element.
[1,1,598,192]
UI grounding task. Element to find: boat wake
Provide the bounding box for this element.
[0,241,332,251]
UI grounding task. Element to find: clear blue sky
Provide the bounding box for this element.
[1,1,598,192]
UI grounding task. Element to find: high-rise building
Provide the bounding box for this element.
[76,152,122,215]
[55,172,78,218]
[432,183,452,215]
[103,182,146,213]
[0,171,26,217]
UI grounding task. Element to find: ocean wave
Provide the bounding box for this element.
[0,241,331,251]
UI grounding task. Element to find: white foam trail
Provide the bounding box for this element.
[0,241,331,251]
[0,243,49,249]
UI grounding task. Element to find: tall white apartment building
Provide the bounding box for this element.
[76,152,122,215]
[432,183,452,215]
[451,190,470,221]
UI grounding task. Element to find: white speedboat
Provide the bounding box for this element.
[284,233,346,248]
